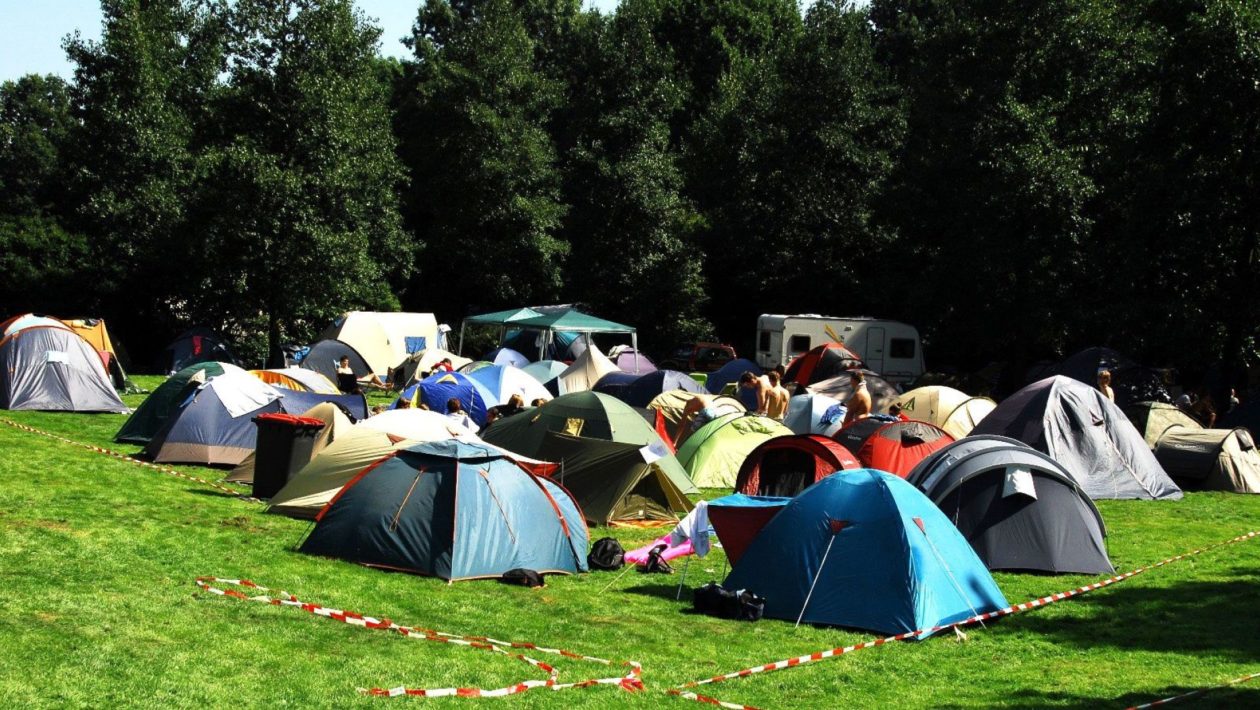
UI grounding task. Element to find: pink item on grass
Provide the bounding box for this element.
[624,535,694,566]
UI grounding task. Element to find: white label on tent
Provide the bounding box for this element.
[44,350,70,364]
[1003,466,1037,500]
[640,441,667,464]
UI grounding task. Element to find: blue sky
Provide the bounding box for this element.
[0,0,622,82]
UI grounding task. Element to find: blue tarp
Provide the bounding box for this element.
[724,470,1008,636]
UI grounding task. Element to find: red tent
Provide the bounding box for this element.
[835,419,954,478]
[734,434,860,496]
[783,342,864,386]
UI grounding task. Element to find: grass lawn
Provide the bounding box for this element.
[1,374,1259,708]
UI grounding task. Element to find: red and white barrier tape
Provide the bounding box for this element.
[195,577,647,700]
[1128,671,1260,709]
[0,418,260,502]
[678,530,1260,691]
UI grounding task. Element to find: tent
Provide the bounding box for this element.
[391,348,473,387]
[466,364,552,407]
[275,388,368,422]
[301,339,373,387]
[972,376,1182,500]
[707,494,790,565]
[783,393,846,437]
[784,343,865,386]
[1050,346,1171,407]
[250,368,339,394]
[143,370,283,465]
[591,372,640,401]
[61,317,130,390]
[621,370,705,409]
[807,370,899,413]
[116,362,235,443]
[485,347,529,368]
[0,317,128,413]
[521,360,567,385]
[907,436,1113,574]
[646,391,746,445]
[734,434,860,497]
[395,371,495,425]
[267,410,475,518]
[705,359,762,395]
[482,391,697,495]
[890,386,996,438]
[163,328,235,373]
[675,413,792,489]
[1155,428,1260,494]
[300,440,588,581]
[226,402,354,485]
[724,470,1008,636]
[833,419,955,478]
[320,311,440,376]
[510,309,637,362]
[457,307,544,357]
[608,346,656,374]
[538,431,693,526]
[1126,401,1203,449]
[550,344,620,395]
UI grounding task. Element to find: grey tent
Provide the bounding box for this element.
[1125,401,1203,449]
[1155,427,1260,494]
[538,431,693,526]
[972,376,1181,500]
[0,318,128,413]
[908,436,1113,574]
[807,369,899,413]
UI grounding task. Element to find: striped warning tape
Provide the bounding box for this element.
[678,530,1260,691]
[1127,671,1260,709]
[0,418,260,502]
[196,577,648,700]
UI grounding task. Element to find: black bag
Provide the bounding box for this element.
[587,537,625,571]
[499,568,545,588]
[693,582,766,621]
[639,544,673,574]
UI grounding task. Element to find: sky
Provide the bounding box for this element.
[0,0,622,82]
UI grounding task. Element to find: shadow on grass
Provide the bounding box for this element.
[1010,568,1260,661]
[621,581,691,602]
[184,488,254,500]
[951,684,1260,709]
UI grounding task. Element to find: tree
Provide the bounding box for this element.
[189,0,411,364]
[0,74,75,217]
[400,0,568,319]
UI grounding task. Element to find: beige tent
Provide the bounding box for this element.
[225,402,353,484]
[891,386,996,439]
[267,410,471,518]
[555,344,619,395]
[1126,401,1203,449]
[647,390,745,444]
[392,348,474,387]
[320,312,439,376]
[249,368,340,394]
[1155,427,1260,493]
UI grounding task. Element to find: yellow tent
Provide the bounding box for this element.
[891,386,996,439]
[61,317,129,388]
[249,368,339,394]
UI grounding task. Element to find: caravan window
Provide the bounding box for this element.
[758,331,770,352]
[890,338,916,359]
[789,335,811,353]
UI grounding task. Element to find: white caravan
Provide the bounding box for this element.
[755,314,925,384]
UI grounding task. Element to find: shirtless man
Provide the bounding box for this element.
[765,370,790,421]
[675,393,741,447]
[842,370,871,426]
[738,371,773,416]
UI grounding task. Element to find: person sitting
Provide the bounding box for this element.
[483,394,526,432]
[445,396,477,434]
[842,370,872,426]
[433,357,454,373]
[335,356,361,394]
[530,398,547,408]
[888,403,910,421]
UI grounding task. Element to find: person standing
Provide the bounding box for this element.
[738,371,773,416]
[1097,369,1115,402]
[765,371,790,421]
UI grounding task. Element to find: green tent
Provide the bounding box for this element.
[677,413,793,489]
[1125,401,1202,449]
[539,432,694,526]
[482,391,697,495]
[115,361,231,444]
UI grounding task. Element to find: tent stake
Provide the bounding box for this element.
[795,534,837,628]
[675,556,692,600]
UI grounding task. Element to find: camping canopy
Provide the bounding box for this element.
[457,308,544,356]
[734,434,859,497]
[908,435,1113,574]
[891,386,996,438]
[675,413,792,489]
[300,440,588,581]
[538,431,693,526]
[724,470,1008,636]
[510,309,637,361]
[972,376,1182,500]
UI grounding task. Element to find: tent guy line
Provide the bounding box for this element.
[1126,671,1260,709]
[0,418,261,502]
[676,530,1260,692]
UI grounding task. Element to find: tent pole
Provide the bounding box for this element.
[795,533,838,628]
[632,331,639,374]
[674,556,692,600]
[458,321,466,357]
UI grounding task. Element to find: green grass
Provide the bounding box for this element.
[1,375,1259,708]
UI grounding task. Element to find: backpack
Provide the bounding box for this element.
[639,544,673,574]
[587,537,625,571]
[693,582,766,621]
[499,568,545,588]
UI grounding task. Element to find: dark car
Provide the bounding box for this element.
[660,343,737,373]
